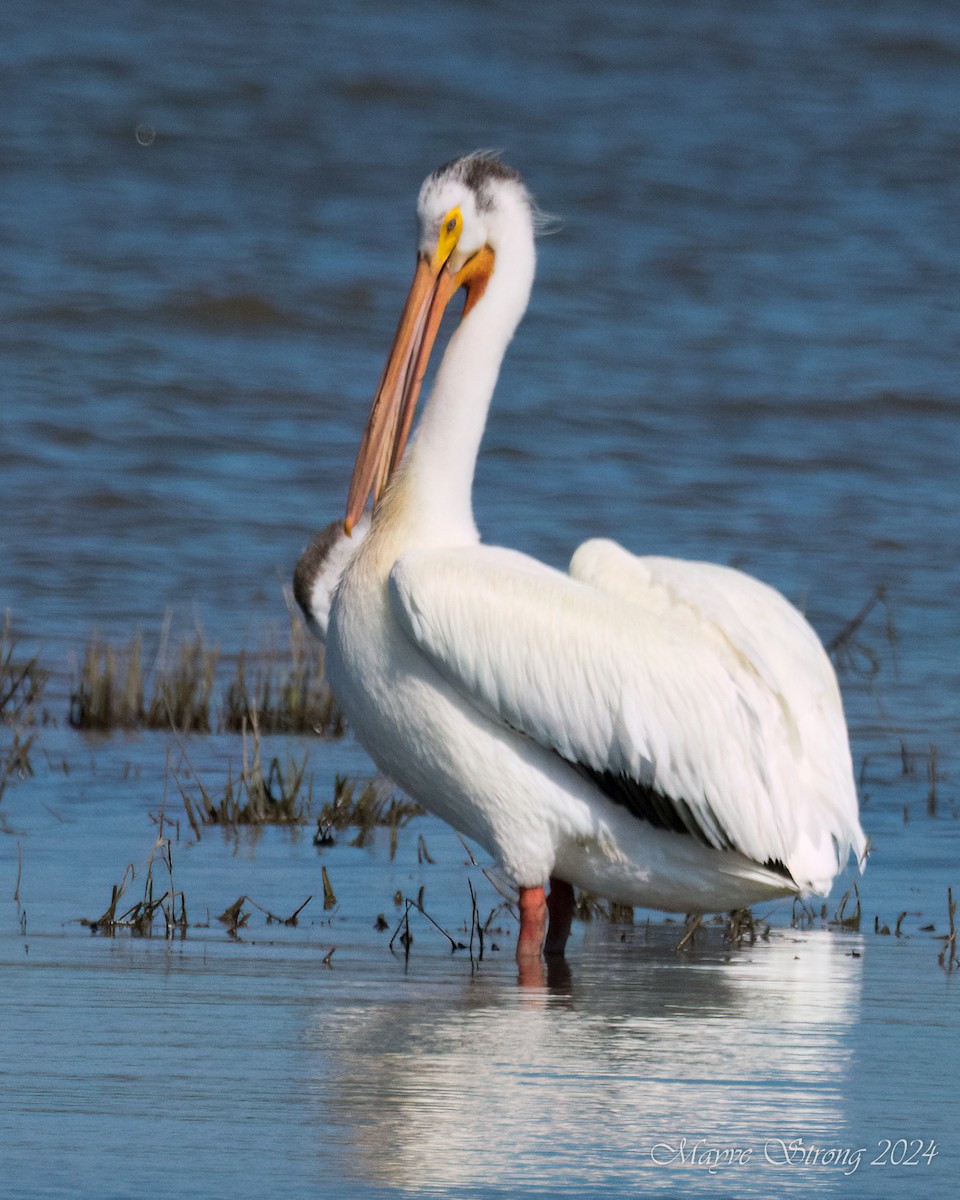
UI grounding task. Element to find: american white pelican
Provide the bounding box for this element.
[324,152,866,964]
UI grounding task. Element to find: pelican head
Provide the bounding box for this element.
[345,152,535,534]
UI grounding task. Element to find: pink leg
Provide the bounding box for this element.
[516,885,547,962]
[544,877,575,957]
[516,878,575,964]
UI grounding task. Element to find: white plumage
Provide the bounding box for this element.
[319,152,866,962]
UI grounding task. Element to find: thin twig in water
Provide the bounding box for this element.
[244,895,314,925]
[831,882,862,931]
[467,878,484,964]
[827,584,896,677]
[927,744,939,817]
[457,833,478,865]
[676,913,702,950]
[938,888,958,972]
[388,896,463,955]
[217,896,250,935]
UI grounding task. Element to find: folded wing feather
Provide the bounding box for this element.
[388,542,824,875]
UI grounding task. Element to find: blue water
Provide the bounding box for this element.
[1,2,958,1197]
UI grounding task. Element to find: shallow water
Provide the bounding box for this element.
[2,1,959,1196]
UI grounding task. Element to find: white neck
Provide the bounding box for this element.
[396,210,536,545]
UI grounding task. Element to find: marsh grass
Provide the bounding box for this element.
[223,610,343,736]
[0,614,47,724]
[830,882,862,931]
[179,711,311,828]
[82,803,187,937]
[69,635,145,729]
[313,773,423,854]
[724,907,770,946]
[68,606,343,736]
[572,892,635,926]
[173,727,421,843]
[0,731,35,805]
[145,633,218,732]
[69,630,217,732]
[1,615,46,799]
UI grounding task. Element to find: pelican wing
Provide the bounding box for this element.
[389,543,861,888]
[569,539,863,868]
[569,539,840,718]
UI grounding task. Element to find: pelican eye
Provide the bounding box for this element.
[431,206,463,271]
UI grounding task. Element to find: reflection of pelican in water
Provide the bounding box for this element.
[305,927,863,1192]
[316,152,866,964]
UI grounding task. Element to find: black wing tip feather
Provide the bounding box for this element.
[563,756,794,883]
